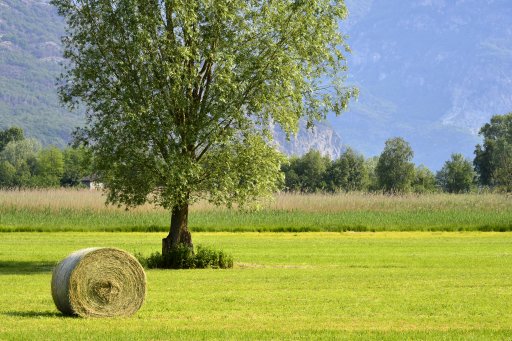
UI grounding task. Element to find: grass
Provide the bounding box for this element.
[1,232,511,340]
[0,189,511,232]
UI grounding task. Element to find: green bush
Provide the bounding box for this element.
[135,244,233,269]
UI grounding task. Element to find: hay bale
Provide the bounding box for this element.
[51,247,146,317]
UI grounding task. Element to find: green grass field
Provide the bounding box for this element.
[1,232,512,340]
[1,190,511,232]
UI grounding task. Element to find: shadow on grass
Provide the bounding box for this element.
[2,310,66,318]
[0,261,55,275]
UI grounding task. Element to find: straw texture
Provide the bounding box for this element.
[51,248,146,317]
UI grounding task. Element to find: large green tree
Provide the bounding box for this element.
[474,113,512,187]
[282,150,331,192]
[491,139,512,192]
[412,165,437,194]
[436,153,475,193]
[0,127,24,153]
[326,147,368,192]
[375,137,415,193]
[32,147,65,187]
[0,138,41,188]
[61,147,93,187]
[52,0,356,253]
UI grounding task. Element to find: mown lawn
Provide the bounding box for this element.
[1,232,511,340]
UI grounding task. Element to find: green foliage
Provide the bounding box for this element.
[490,139,512,192]
[0,138,41,188]
[376,137,415,193]
[51,0,356,215]
[474,112,512,187]
[282,150,331,192]
[0,127,24,153]
[0,161,16,188]
[412,165,437,194]
[0,128,91,189]
[436,153,476,193]
[61,147,92,187]
[32,147,64,187]
[136,245,233,269]
[326,148,368,192]
[364,156,380,192]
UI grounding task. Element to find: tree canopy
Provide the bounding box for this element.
[0,127,24,153]
[375,137,415,193]
[51,0,357,250]
[474,112,512,189]
[436,153,475,193]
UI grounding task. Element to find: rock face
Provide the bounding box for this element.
[271,120,343,159]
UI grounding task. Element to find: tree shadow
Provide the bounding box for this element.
[2,310,66,318]
[0,260,55,275]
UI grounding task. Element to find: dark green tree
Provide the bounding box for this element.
[412,165,437,194]
[0,138,41,188]
[281,156,301,192]
[61,147,93,187]
[52,0,357,253]
[31,147,65,187]
[326,147,367,192]
[0,161,16,188]
[474,113,512,186]
[491,139,512,192]
[282,150,331,192]
[375,137,415,193]
[436,153,475,193]
[364,156,379,192]
[0,127,24,153]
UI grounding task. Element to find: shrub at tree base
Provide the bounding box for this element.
[51,248,146,317]
[136,245,234,270]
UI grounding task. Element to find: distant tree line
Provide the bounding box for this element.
[0,127,91,189]
[282,112,512,194]
[0,113,510,193]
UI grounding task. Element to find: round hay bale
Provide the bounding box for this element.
[51,247,146,317]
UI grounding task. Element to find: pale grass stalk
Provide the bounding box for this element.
[0,189,510,213]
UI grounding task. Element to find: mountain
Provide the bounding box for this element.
[0,0,343,156]
[0,0,83,146]
[336,0,512,170]
[272,120,343,159]
[1,0,511,170]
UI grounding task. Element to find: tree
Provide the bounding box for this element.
[436,153,475,193]
[0,138,41,188]
[0,160,16,188]
[0,127,24,153]
[326,147,367,192]
[61,147,92,187]
[364,156,380,192]
[32,147,65,187]
[375,137,415,193]
[282,150,331,192]
[412,165,437,194]
[52,0,357,254]
[491,139,512,192]
[474,113,512,186]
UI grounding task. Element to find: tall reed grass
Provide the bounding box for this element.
[0,189,510,232]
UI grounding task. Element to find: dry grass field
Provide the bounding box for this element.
[0,189,510,232]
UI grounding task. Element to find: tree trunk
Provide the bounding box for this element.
[162,203,193,255]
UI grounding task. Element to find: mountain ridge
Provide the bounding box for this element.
[1,0,511,170]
